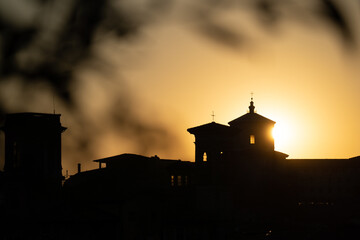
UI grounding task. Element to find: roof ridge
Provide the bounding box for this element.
[228,112,275,126]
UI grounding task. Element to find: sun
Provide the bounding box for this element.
[272,120,294,152]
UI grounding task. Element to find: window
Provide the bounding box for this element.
[171,175,175,186]
[203,152,207,162]
[250,135,255,144]
[177,176,182,186]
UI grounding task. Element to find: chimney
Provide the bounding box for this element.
[77,163,81,173]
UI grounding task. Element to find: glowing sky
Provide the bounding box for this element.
[109,1,360,163]
[1,0,360,173]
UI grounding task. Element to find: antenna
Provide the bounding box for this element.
[53,94,56,114]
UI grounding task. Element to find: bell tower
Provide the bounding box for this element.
[187,122,229,164]
[228,99,275,153]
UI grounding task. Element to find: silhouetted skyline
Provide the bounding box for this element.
[1,100,360,239]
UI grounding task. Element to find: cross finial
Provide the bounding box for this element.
[249,92,255,113]
[251,92,254,101]
[211,111,215,122]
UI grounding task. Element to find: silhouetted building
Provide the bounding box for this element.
[187,98,279,164]
[2,113,66,188]
[61,100,291,238]
[0,113,66,225]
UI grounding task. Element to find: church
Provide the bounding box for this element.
[1,99,360,239]
[187,97,287,164]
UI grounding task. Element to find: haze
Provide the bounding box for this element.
[0,0,359,173]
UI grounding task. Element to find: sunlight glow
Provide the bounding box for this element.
[272,121,295,152]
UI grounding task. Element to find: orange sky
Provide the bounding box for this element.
[1,1,360,173]
[64,1,360,172]
[96,5,360,160]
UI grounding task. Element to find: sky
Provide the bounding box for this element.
[114,1,360,161]
[0,0,360,173]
